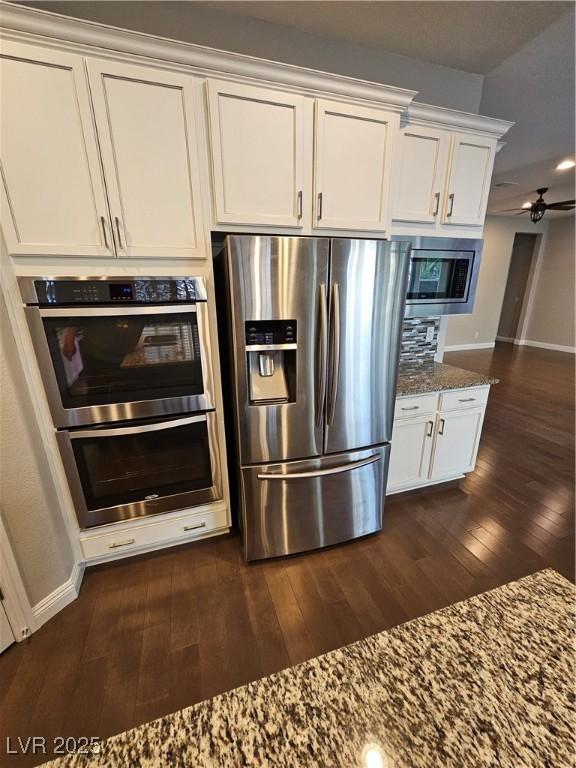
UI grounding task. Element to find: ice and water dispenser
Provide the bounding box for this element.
[245,320,297,404]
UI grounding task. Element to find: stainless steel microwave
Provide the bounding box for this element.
[393,236,482,317]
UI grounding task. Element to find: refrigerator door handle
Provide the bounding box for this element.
[327,282,340,425]
[316,282,328,427]
[257,453,381,480]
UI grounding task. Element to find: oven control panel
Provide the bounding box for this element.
[30,278,206,305]
[245,320,297,346]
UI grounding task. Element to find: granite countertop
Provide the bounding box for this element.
[48,569,574,768]
[397,362,499,397]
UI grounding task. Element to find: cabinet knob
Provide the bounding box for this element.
[438,418,446,435]
[317,192,323,220]
[447,193,455,217]
[433,192,440,217]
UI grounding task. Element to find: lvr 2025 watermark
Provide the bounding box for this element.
[6,736,101,755]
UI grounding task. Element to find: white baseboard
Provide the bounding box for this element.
[32,561,84,628]
[444,342,496,352]
[514,339,576,354]
[495,335,515,343]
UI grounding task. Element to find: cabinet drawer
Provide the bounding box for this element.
[80,505,228,561]
[439,386,489,413]
[394,393,437,419]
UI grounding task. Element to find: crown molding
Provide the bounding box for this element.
[0,1,417,110]
[404,101,514,139]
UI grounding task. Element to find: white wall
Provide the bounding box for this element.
[523,216,575,351]
[0,294,75,606]
[445,215,548,350]
[25,1,485,112]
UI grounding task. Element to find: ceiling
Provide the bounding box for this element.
[196,1,572,74]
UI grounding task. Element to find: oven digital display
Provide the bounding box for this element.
[109,283,133,301]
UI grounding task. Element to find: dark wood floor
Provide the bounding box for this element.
[1,343,574,766]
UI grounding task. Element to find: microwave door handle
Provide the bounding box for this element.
[69,414,207,440]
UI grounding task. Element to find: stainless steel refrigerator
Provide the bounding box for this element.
[221,235,411,560]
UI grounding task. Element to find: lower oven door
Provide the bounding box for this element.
[57,412,222,528]
[240,445,389,560]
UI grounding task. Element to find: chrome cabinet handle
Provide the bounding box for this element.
[427,420,434,437]
[100,216,109,249]
[297,190,303,220]
[447,193,455,217]
[401,405,420,411]
[458,397,476,402]
[183,522,206,532]
[258,453,380,480]
[439,418,446,435]
[316,282,328,428]
[108,538,135,549]
[327,282,340,426]
[433,192,440,217]
[114,217,124,249]
[317,192,323,220]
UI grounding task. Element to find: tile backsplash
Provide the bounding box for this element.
[399,317,440,367]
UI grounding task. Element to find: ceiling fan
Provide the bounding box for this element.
[501,187,575,223]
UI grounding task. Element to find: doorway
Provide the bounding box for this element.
[497,233,538,343]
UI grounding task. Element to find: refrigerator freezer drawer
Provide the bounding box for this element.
[240,445,390,560]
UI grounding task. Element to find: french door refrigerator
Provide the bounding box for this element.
[222,235,411,560]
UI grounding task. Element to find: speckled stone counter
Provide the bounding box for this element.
[397,362,499,397]
[47,569,574,768]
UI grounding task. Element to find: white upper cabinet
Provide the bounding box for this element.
[207,80,305,227]
[313,100,397,232]
[441,132,496,227]
[0,42,113,257]
[87,60,205,258]
[393,126,450,224]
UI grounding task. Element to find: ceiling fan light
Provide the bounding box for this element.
[556,159,576,170]
[521,202,532,209]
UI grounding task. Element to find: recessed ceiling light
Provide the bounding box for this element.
[556,159,575,170]
[521,202,532,209]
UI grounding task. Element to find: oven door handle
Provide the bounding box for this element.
[38,305,198,318]
[69,413,207,439]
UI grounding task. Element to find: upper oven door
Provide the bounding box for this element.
[25,304,216,427]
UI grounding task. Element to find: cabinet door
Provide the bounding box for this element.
[87,60,205,259]
[0,42,113,257]
[393,126,449,223]
[314,100,397,232]
[442,133,496,226]
[430,408,485,479]
[207,80,305,227]
[387,416,434,491]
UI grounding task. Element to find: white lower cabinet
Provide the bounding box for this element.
[388,416,434,489]
[429,408,485,480]
[387,386,488,494]
[80,503,229,562]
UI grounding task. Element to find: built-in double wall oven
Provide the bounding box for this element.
[19,277,222,528]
